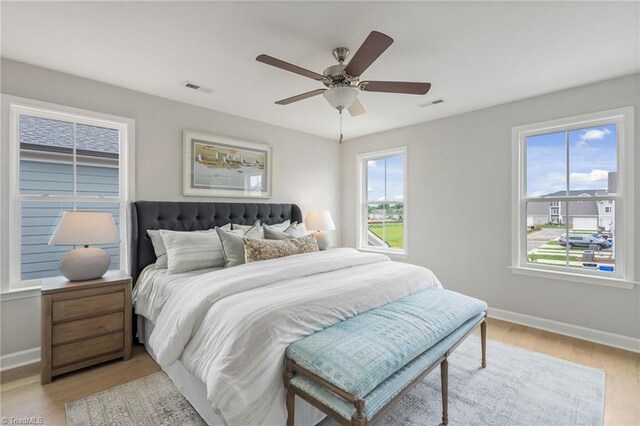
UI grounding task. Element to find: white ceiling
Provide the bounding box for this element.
[2,1,639,140]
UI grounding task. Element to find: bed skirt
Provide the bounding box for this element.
[137,316,327,425]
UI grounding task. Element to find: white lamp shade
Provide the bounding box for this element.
[49,211,120,246]
[323,87,358,111]
[305,210,336,231]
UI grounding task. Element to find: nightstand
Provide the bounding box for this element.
[40,270,132,384]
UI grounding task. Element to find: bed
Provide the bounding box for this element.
[130,201,466,426]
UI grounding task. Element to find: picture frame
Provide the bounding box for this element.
[183,130,272,198]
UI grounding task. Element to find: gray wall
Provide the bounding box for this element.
[0,58,341,358]
[342,73,640,339]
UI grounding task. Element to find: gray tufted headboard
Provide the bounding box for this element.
[130,201,303,283]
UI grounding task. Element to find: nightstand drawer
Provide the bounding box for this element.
[52,291,124,322]
[52,312,124,345]
[52,331,124,368]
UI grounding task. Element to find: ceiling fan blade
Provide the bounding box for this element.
[348,98,366,116]
[275,89,326,105]
[256,54,325,81]
[344,31,394,77]
[360,81,431,95]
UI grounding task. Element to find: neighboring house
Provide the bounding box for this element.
[526,172,616,231]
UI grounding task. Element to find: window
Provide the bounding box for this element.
[3,99,134,291]
[357,147,407,254]
[512,107,635,287]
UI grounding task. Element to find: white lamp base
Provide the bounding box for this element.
[60,247,111,281]
[311,231,331,250]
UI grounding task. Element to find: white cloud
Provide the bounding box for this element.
[569,169,609,186]
[367,160,378,168]
[367,186,373,191]
[577,128,611,147]
[393,195,404,201]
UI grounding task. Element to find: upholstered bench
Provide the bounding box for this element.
[284,288,488,426]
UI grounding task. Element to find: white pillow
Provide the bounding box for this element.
[233,220,290,238]
[263,222,308,240]
[147,225,230,269]
[284,222,308,237]
[159,228,227,273]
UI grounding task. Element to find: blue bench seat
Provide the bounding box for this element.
[285,288,488,425]
[290,313,484,419]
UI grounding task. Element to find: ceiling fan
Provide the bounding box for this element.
[256,31,432,118]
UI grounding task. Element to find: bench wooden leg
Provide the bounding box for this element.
[441,359,448,425]
[481,319,487,368]
[286,388,295,426]
[351,400,367,426]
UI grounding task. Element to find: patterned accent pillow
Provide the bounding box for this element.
[243,235,319,263]
[148,226,230,269]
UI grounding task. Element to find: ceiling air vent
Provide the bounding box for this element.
[184,81,214,94]
[418,98,446,108]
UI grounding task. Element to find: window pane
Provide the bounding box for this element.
[526,131,567,197]
[367,159,385,202]
[76,202,120,271]
[367,203,404,249]
[526,199,616,273]
[76,124,120,196]
[21,201,121,281]
[385,156,404,202]
[569,124,617,194]
[20,115,74,195]
[565,200,615,273]
[76,165,119,196]
[21,201,73,281]
[526,201,568,267]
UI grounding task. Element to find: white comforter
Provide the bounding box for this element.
[146,248,442,425]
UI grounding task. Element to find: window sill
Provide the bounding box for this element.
[509,266,637,290]
[357,247,409,259]
[0,286,41,301]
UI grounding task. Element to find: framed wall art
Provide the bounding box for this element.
[183,130,272,198]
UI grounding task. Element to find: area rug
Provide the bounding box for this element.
[66,335,605,426]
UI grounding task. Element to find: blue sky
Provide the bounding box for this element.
[367,156,404,202]
[526,124,617,197]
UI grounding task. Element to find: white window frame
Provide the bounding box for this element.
[511,107,635,289]
[1,95,135,295]
[356,146,408,256]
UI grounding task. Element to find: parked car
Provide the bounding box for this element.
[559,233,611,250]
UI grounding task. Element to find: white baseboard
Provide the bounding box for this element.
[488,307,640,353]
[0,347,40,372]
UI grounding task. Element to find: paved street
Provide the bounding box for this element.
[527,228,564,252]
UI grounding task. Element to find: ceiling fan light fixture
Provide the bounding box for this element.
[323,87,358,111]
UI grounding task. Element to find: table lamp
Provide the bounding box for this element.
[305,210,335,250]
[49,211,120,281]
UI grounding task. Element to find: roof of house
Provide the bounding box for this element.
[542,190,600,197]
[526,199,599,216]
[19,115,119,155]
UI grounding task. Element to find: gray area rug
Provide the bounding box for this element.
[66,335,605,425]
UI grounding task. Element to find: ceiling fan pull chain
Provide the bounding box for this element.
[339,109,343,144]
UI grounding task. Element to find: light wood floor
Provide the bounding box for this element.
[1,318,638,425]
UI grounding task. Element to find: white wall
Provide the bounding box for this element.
[0,59,341,363]
[342,73,640,340]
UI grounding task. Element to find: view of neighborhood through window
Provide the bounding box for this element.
[366,155,404,250]
[19,114,121,281]
[525,124,617,273]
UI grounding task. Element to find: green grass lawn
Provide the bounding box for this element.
[529,253,578,262]
[368,223,403,248]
